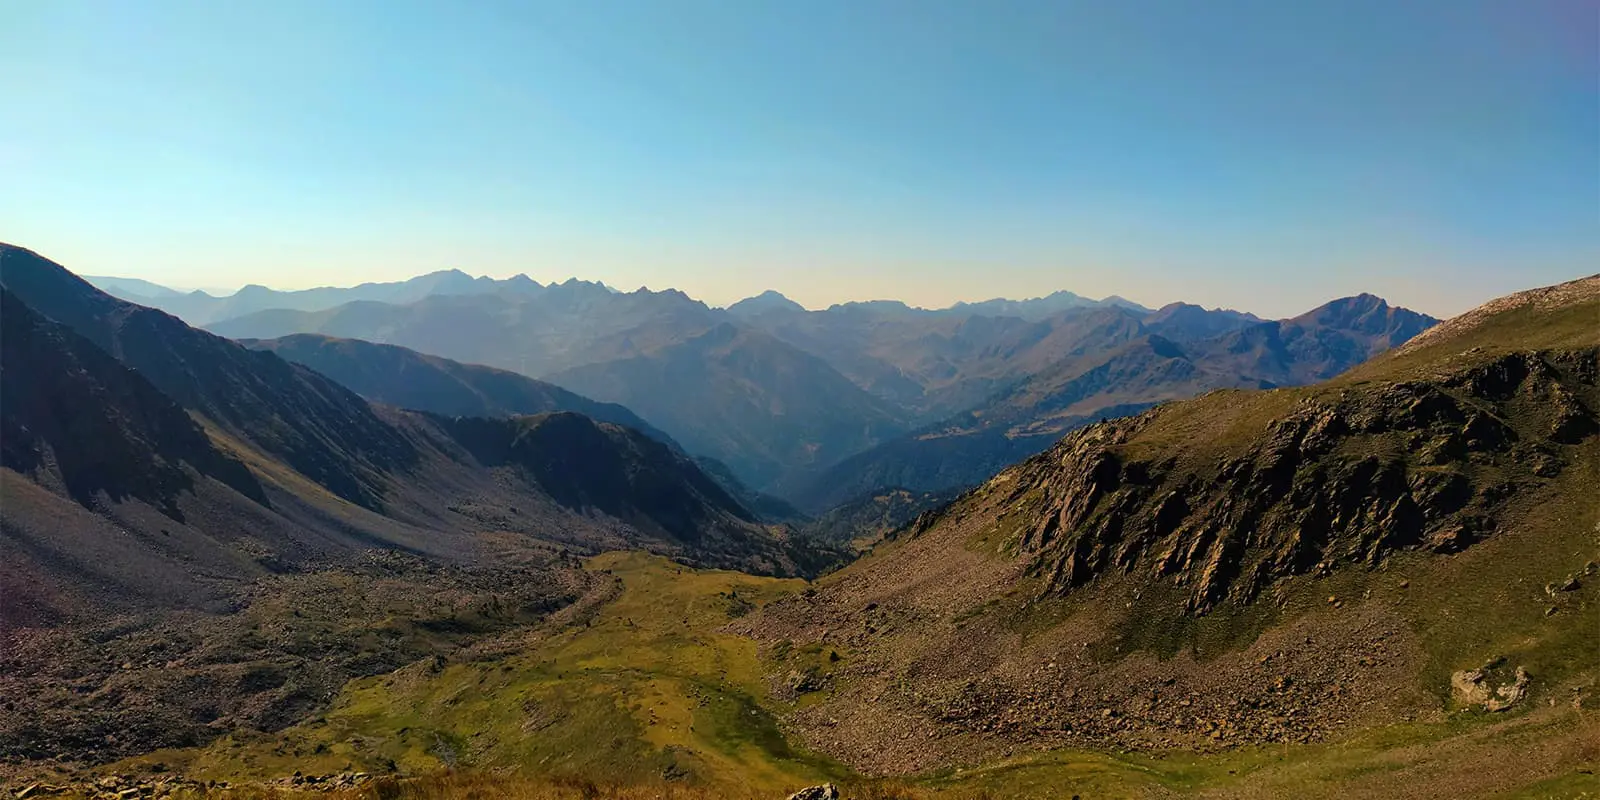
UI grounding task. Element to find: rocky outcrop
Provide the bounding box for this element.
[970,348,1598,614]
[1451,662,1531,712]
[785,785,840,800]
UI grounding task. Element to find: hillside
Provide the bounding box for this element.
[239,333,811,526]
[1,246,423,512]
[793,295,1437,510]
[0,243,829,767]
[0,243,820,591]
[1,289,265,519]
[549,323,912,494]
[239,333,677,447]
[734,275,1598,780]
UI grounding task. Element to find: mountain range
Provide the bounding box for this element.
[86,269,549,326]
[2,242,853,764]
[235,331,803,525]
[6,243,1595,797]
[1,244,828,627]
[101,273,1436,511]
[790,294,1437,510]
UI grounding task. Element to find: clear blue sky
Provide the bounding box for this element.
[2,0,1595,317]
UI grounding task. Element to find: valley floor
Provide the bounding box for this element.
[12,552,1597,799]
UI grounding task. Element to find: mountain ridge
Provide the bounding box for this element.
[789,294,1439,511]
[238,333,679,448]
[549,321,913,493]
[731,274,1599,776]
[0,243,826,604]
[128,261,1436,512]
[1,242,840,766]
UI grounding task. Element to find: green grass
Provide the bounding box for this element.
[1349,294,1600,384]
[121,553,848,795]
[1497,771,1600,800]
[100,540,1597,799]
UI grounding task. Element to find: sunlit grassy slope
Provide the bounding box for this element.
[119,552,840,794]
[96,545,1596,800]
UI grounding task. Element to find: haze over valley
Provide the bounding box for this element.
[89,272,1439,514]
[3,2,1595,798]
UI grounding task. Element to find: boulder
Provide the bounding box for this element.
[786,784,841,800]
[1451,663,1531,712]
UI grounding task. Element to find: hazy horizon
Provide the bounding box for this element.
[5,1,1596,318]
[70,258,1598,320]
[75,265,1194,315]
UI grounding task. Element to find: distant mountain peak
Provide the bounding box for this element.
[728,290,806,316]
[410,268,473,282]
[557,276,610,290]
[1325,292,1389,311]
[1292,294,1435,342]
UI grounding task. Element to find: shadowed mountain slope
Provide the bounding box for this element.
[2,289,265,516]
[0,243,825,620]
[548,322,912,494]
[240,332,805,525]
[1,246,418,512]
[428,412,755,544]
[239,333,677,447]
[1,243,838,765]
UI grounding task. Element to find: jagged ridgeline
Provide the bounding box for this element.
[736,275,1597,776]
[916,275,1599,613]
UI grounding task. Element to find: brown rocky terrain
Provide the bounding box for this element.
[733,275,1600,776]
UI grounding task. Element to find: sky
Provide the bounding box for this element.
[2,1,1595,318]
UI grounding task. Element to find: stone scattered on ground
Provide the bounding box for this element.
[7,771,376,799]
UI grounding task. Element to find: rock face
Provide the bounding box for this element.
[960,347,1598,614]
[786,785,840,800]
[1451,663,1532,712]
